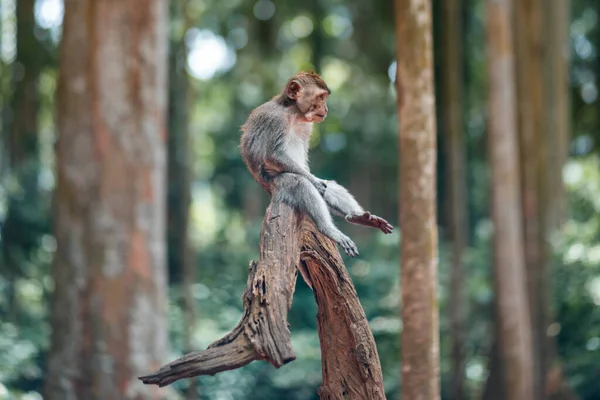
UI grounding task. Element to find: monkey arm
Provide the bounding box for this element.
[323,181,394,234]
[267,146,327,195]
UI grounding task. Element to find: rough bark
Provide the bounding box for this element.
[440,0,468,398]
[142,199,299,386]
[140,197,385,399]
[486,0,534,399]
[300,224,385,400]
[514,0,548,398]
[395,1,440,399]
[44,1,169,399]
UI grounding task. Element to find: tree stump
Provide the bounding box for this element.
[140,196,385,399]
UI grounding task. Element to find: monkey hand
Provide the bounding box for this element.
[310,176,328,196]
[347,212,394,234]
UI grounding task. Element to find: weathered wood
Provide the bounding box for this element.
[140,200,299,386]
[140,195,385,399]
[300,223,385,400]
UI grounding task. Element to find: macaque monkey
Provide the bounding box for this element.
[240,71,393,257]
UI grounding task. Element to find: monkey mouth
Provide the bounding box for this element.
[315,114,326,119]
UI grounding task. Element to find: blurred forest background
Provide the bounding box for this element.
[0,0,598,399]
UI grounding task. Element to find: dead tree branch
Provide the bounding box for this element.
[140,198,385,399]
[300,222,386,399]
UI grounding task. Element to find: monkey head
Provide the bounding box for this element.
[284,72,330,123]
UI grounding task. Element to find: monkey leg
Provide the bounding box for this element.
[322,180,364,217]
[273,173,359,257]
[323,181,394,234]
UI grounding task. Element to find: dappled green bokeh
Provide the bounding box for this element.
[2,0,600,399]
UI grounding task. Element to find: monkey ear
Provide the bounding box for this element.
[287,80,302,99]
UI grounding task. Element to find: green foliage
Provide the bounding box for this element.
[552,157,600,400]
[2,0,600,399]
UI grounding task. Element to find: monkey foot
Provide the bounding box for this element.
[347,212,394,234]
[337,236,359,257]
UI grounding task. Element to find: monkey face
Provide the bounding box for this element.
[302,89,329,123]
[284,73,331,123]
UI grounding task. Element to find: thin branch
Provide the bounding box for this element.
[139,336,258,387]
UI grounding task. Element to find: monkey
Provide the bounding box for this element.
[240,71,393,257]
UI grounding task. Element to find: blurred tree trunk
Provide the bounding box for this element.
[440,0,468,398]
[44,1,169,399]
[515,2,574,399]
[481,329,506,400]
[167,1,197,398]
[544,0,570,231]
[6,0,39,167]
[310,0,325,72]
[395,1,440,399]
[514,0,548,398]
[0,0,6,174]
[486,1,534,400]
[544,2,574,399]
[1,0,43,319]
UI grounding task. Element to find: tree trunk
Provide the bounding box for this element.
[395,1,440,399]
[44,1,169,399]
[1,0,42,320]
[6,0,39,168]
[544,0,570,231]
[167,1,196,398]
[440,0,468,398]
[543,2,574,399]
[486,1,534,399]
[481,337,506,400]
[513,0,548,398]
[310,0,325,72]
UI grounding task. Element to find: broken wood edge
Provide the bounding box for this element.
[139,200,300,387]
[138,335,258,387]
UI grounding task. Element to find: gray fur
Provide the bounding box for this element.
[323,180,364,219]
[240,83,391,257]
[241,99,325,193]
[272,173,358,256]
